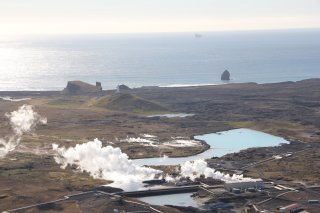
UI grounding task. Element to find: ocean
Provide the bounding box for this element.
[0,29,319,91]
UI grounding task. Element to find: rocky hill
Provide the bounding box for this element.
[94,93,167,113]
[62,81,102,95]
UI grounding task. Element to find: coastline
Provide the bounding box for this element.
[0,78,318,94]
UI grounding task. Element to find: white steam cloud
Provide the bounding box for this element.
[52,138,260,190]
[52,139,161,191]
[180,159,260,183]
[0,105,47,158]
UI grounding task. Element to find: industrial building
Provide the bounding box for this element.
[224,180,264,192]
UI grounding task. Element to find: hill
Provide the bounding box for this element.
[62,81,102,95]
[94,93,167,113]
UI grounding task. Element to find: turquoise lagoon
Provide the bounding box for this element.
[133,128,289,166]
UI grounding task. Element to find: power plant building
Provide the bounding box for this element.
[224,180,264,192]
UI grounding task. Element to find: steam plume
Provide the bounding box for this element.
[52,139,161,191]
[180,159,260,183]
[0,105,47,158]
[52,140,260,190]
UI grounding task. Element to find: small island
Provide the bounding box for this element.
[221,69,231,81]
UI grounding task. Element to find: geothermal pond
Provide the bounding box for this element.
[139,193,198,208]
[133,128,289,166]
[147,113,194,118]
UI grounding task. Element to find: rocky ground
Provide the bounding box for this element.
[0,79,319,212]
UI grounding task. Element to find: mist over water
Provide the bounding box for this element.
[0,29,320,91]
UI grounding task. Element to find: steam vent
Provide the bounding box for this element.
[221,70,231,81]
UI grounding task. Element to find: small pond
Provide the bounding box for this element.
[147,113,194,118]
[133,128,289,166]
[139,193,198,208]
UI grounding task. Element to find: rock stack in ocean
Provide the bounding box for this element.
[221,70,231,81]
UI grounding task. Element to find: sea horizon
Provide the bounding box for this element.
[1,28,319,91]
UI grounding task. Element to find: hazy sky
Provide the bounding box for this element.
[1,0,320,35]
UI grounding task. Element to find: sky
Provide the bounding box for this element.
[0,0,320,35]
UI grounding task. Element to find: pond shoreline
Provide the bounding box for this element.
[132,128,290,166]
